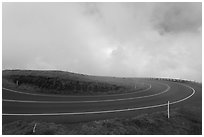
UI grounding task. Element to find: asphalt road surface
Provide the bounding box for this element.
[2,79,201,123]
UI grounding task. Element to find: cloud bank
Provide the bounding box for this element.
[3,2,202,81]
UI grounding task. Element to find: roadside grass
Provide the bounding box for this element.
[3,79,43,94]
[3,79,145,95]
[2,121,67,135]
[3,107,201,135]
[2,70,146,96]
[2,79,17,89]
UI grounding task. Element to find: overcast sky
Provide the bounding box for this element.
[3,2,202,81]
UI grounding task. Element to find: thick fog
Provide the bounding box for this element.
[3,2,202,81]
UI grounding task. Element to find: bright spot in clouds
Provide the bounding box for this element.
[3,2,202,81]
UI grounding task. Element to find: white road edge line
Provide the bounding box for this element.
[2,83,195,116]
[3,83,169,103]
[2,83,151,97]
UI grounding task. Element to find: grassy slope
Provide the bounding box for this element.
[2,69,138,85]
[3,70,145,95]
[2,107,201,135]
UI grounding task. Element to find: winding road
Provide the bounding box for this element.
[2,79,201,123]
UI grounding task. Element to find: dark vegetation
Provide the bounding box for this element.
[4,74,127,95]
[2,107,202,135]
[3,70,136,95]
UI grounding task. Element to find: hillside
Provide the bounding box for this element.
[2,70,144,95]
